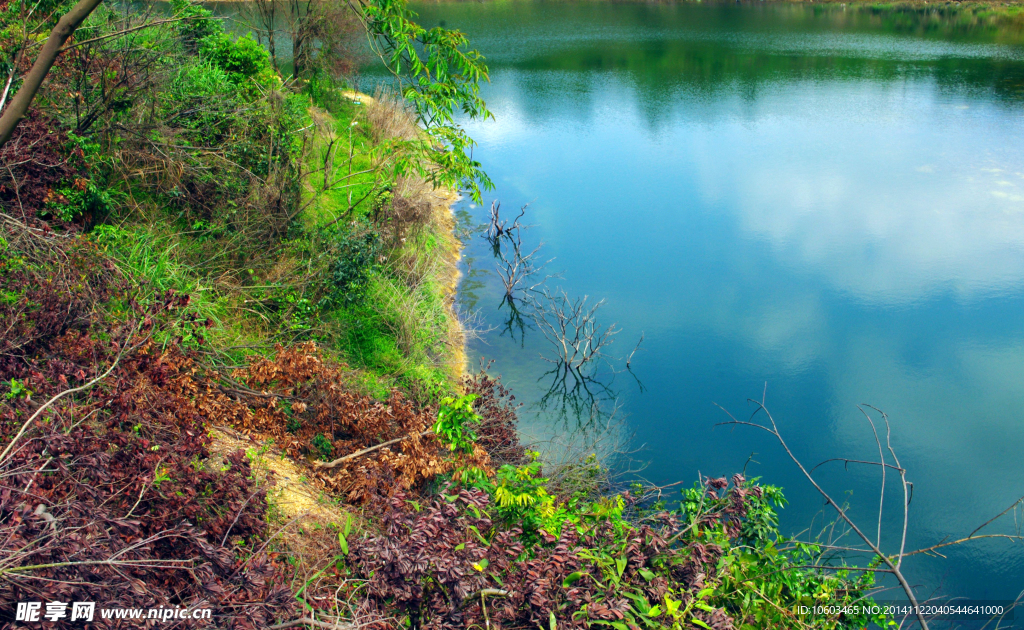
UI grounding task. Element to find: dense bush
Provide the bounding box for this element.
[328,221,383,307]
[168,61,240,143]
[342,463,886,630]
[346,478,737,630]
[170,0,222,53]
[200,32,278,90]
[0,110,88,221]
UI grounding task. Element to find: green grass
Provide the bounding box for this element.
[89,86,461,403]
[91,224,257,353]
[293,94,462,401]
[300,100,380,229]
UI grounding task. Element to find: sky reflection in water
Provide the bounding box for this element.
[399,1,1024,606]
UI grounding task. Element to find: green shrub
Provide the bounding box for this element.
[303,69,348,112]
[433,393,480,453]
[673,478,888,630]
[168,61,238,139]
[327,222,382,307]
[200,32,277,89]
[311,433,333,461]
[170,0,221,52]
[44,180,114,223]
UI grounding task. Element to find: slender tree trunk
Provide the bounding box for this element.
[0,0,103,149]
[289,0,303,78]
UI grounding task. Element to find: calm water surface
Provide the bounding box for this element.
[400,1,1024,609]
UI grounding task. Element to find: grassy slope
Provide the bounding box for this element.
[93,91,464,402]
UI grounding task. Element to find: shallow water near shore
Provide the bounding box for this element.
[374,0,1024,611]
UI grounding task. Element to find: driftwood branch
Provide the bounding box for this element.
[313,428,433,469]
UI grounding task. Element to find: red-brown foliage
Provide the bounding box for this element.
[0,110,86,219]
[462,367,527,467]
[0,229,121,362]
[0,235,296,628]
[219,343,487,504]
[346,487,740,630]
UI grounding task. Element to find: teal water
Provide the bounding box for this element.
[399,1,1024,610]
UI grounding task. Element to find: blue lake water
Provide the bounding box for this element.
[404,0,1024,611]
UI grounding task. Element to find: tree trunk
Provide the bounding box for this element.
[0,0,104,149]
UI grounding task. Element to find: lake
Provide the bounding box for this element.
[390,0,1024,611]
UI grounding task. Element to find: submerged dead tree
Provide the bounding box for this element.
[533,288,620,374]
[484,200,641,384]
[486,201,550,306]
[485,199,524,245]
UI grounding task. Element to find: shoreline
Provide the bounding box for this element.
[435,189,469,384]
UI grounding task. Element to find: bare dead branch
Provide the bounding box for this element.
[715,400,931,630]
[532,288,619,374]
[626,331,644,368]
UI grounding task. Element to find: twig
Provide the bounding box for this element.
[810,458,904,474]
[902,534,1024,559]
[231,511,309,578]
[2,558,195,575]
[220,489,264,547]
[458,588,509,611]
[626,331,644,368]
[865,404,911,569]
[857,406,887,550]
[967,493,1024,540]
[58,16,195,51]
[716,401,931,630]
[0,331,136,465]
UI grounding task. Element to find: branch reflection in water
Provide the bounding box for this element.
[482,200,645,432]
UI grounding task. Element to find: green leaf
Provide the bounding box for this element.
[562,572,584,588]
[622,591,649,614]
[337,532,348,556]
[692,620,711,629]
[615,556,627,578]
[467,524,489,546]
[646,605,661,617]
[549,611,557,630]
[638,568,655,582]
